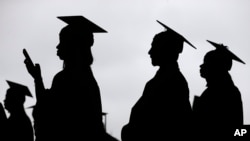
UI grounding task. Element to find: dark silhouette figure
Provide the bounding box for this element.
[193,40,244,138]
[0,81,34,141]
[24,16,117,141]
[0,103,7,141]
[121,21,195,140]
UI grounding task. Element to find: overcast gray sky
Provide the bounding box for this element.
[1,0,250,139]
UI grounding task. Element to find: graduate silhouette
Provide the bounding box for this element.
[0,81,34,141]
[24,16,117,141]
[121,21,195,141]
[193,40,244,138]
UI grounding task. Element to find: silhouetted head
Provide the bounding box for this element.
[4,81,32,113]
[56,16,107,66]
[57,26,94,65]
[200,40,245,79]
[149,31,183,66]
[148,20,196,66]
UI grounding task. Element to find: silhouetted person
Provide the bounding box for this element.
[24,16,117,141]
[121,21,196,141]
[0,103,7,141]
[1,80,34,141]
[193,40,244,138]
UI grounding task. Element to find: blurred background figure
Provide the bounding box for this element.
[0,80,34,141]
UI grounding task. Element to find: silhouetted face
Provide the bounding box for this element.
[199,61,209,79]
[148,32,183,66]
[200,50,232,79]
[56,25,94,65]
[4,89,25,113]
[56,29,71,60]
[148,38,165,66]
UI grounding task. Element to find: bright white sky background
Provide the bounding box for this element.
[0,0,250,140]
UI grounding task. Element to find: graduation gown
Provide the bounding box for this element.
[193,73,243,137]
[33,67,105,141]
[5,112,34,141]
[122,64,192,140]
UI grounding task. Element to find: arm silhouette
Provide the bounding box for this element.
[23,49,45,103]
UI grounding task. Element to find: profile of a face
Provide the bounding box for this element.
[199,50,232,79]
[148,32,183,66]
[56,26,94,66]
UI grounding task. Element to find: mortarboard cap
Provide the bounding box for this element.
[157,20,196,49]
[58,15,107,33]
[6,80,33,97]
[207,40,245,64]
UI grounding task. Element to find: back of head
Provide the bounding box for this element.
[205,40,246,72]
[204,49,233,72]
[57,16,107,66]
[4,89,25,113]
[60,25,94,49]
[58,15,107,50]
[153,31,184,54]
[6,88,25,105]
[154,20,196,54]
[4,81,32,113]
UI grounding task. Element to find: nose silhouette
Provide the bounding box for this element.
[148,47,152,55]
[200,64,203,68]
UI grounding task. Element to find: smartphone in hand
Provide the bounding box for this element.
[23,49,35,67]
